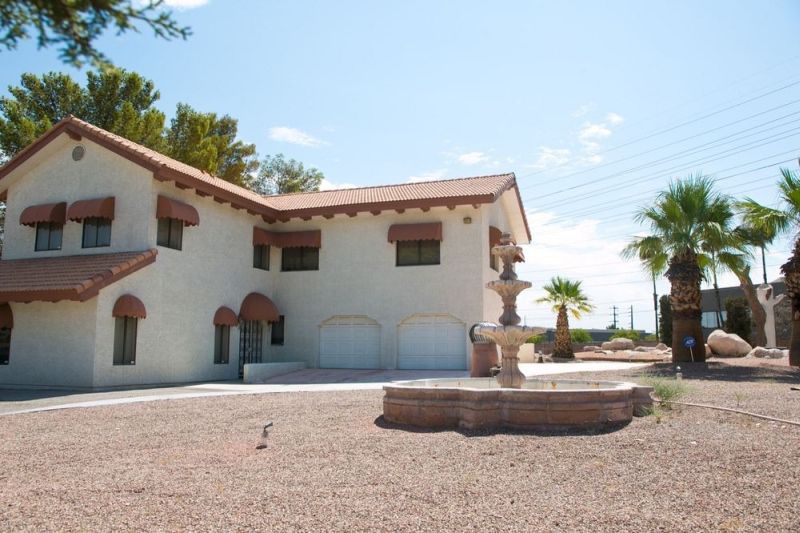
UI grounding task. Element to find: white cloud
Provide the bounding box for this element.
[319,179,357,191]
[606,112,625,126]
[407,169,448,183]
[268,126,327,147]
[527,146,571,170]
[456,151,490,165]
[578,122,612,141]
[571,103,594,118]
[164,0,209,8]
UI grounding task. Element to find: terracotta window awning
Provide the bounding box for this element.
[213,306,238,327]
[388,222,443,243]
[0,303,12,329]
[67,197,115,222]
[19,202,67,227]
[156,195,199,227]
[239,292,280,322]
[112,294,146,319]
[0,249,157,303]
[253,227,321,248]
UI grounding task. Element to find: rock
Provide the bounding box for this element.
[601,338,635,351]
[706,329,752,358]
[634,346,656,352]
[583,345,600,351]
[655,343,668,351]
[705,343,712,357]
[748,346,787,359]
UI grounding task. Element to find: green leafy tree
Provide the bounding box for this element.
[738,166,800,366]
[535,276,593,359]
[0,0,190,67]
[659,295,672,345]
[631,175,733,362]
[610,329,640,341]
[254,154,324,195]
[165,103,258,187]
[569,328,592,343]
[0,70,166,158]
[724,297,753,344]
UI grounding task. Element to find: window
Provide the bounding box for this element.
[113,317,138,365]
[281,247,319,271]
[0,328,10,365]
[396,240,440,266]
[34,222,62,251]
[701,311,727,329]
[157,218,183,250]
[82,217,112,248]
[214,325,230,364]
[271,315,285,345]
[253,244,270,270]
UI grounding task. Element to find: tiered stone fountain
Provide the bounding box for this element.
[382,233,653,431]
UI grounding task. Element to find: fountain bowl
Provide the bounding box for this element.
[383,378,653,431]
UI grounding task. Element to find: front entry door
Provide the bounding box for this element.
[239,320,263,378]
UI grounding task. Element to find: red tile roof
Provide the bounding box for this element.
[0,116,530,238]
[0,249,157,303]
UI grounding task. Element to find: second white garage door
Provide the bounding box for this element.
[397,314,467,370]
[319,316,381,369]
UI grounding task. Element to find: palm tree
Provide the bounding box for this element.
[738,166,800,366]
[621,235,668,339]
[700,224,751,332]
[536,276,593,359]
[632,174,733,362]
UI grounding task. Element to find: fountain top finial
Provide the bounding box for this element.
[493,232,524,281]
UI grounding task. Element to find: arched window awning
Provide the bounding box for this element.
[67,197,115,222]
[213,306,238,327]
[0,303,13,329]
[156,195,199,226]
[19,202,67,227]
[388,222,442,243]
[239,293,279,322]
[112,294,146,319]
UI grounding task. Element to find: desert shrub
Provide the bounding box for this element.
[569,329,592,343]
[527,334,544,344]
[610,329,640,341]
[659,295,672,345]
[643,333,658,341]
[644,377,688,405]
[724,297,752,343]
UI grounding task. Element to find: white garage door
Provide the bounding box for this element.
[398,314,467,370]
[319,316,381,369]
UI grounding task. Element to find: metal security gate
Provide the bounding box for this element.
[239,320,263,378]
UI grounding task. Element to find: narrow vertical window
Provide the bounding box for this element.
[35,222,63,251]
[253,244,270,270]
[271,315,285,345]
[214,325,230,364]
[113,317,138,365]
[82,217,112,248]
[157,218,183,250]
[0,328,10,365]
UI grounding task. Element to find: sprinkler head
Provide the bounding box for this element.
[256,421,273,450]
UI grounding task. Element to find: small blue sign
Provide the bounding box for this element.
[683,336,696,348]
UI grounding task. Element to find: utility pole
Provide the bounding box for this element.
[611,306,618,329]
[629,305,634,330]
[652,273,659,339]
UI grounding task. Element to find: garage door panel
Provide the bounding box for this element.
[398,318,466,370]
[320,319,381,369]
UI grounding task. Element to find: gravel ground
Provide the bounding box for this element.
[1,363,799,532]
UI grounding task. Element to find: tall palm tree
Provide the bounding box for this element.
[633,175,733,362]
[536,276,593,359]
[622,235,668,339]
[738,166,800,366]
[700,223,751,331]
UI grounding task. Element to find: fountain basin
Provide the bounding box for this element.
[383,378,653,430]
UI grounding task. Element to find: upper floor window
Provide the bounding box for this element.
[253,244,270,270]
[282,247,319,271]
[35,222,62,251]
[397,240,440,266]
[82,217,112,248]
[157,218,183,250]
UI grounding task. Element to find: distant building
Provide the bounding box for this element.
[540,328,647,343]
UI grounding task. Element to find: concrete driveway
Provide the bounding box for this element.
[0,361,649,416]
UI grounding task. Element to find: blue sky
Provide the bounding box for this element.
[3,0,800,330]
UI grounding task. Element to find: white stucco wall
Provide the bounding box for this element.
[0,300,97,387]
[3,135,152,260]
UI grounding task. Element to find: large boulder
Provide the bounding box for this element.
[583,345,601,352]
[705,343,712,357]
[706,329,752,358]
[601,337,635,351]
[748,347,787,359]
[655,343,669,351]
